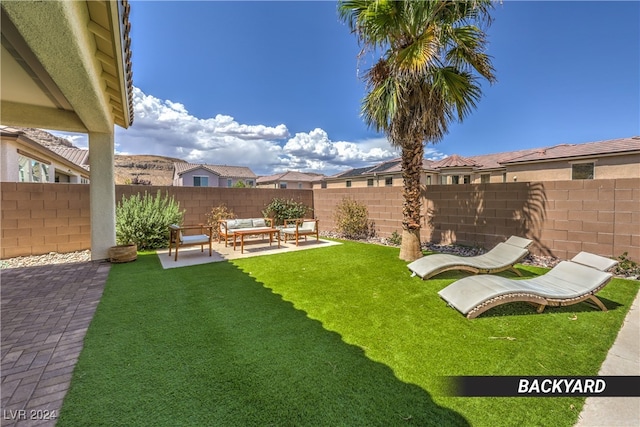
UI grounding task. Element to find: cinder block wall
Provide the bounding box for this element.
[1,183,91,258]
[313,178,639,261]
[116,186,313,226]
[2,179,638,261]
[0,183,312,258]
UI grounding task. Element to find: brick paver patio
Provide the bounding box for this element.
[1,261,110,427]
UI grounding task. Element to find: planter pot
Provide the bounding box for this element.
[108,244,137,263]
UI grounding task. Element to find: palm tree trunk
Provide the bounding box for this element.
[399,141,424,261]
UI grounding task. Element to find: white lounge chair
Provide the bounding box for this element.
[438,252,618,319]
[408,236,533,280]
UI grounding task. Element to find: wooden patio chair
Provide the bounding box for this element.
[168,224,213,261]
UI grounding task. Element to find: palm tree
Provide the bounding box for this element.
[338,0,496,261]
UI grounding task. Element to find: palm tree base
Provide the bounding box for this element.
[399,228,422,262]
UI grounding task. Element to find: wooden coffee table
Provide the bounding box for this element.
[232,228,280,254]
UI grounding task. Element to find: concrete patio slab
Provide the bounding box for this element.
[156,238,341,269]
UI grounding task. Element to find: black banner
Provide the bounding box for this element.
[447,376,640,397]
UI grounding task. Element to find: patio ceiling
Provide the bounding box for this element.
[1,0,133,133]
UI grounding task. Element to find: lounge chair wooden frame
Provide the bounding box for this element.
[168,224,213,262]
[438,252,618,319]
[281,219,319,246]
[408,236,533,280]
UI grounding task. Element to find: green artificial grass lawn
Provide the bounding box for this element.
[58,241,639,426]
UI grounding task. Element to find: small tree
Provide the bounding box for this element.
[116,191,184,250]
[206,204,236,239]
[262,198,311,226]
[334,197,373,240]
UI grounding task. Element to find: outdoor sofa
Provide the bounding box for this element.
[218,218,274,246]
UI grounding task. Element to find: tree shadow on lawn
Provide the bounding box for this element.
[59,254,469,427]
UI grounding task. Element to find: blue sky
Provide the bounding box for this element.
[54,1,639,175]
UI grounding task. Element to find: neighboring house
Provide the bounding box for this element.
[321,136,640,188]
[320,158,434,189]
[173,162,257,187]
[1,126,90,183]
[256,170,324,189]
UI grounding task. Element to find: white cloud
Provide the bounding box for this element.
[47,87,446,176]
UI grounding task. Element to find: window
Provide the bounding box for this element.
[321,181,327,189]
[346,180,352,188]
[298,183,303,189]
[17,155,50,183]
[463,175,471,184]
[502,173,507,183]
[572,163,594,180]
[440,175,447,185]
[18,156,28,182]
[193,176,209,187]
[451,175,460,184]
[245,180,254,187]
[367,178,374,187]
[384,177,393,186]
[481,174,490,184]
[227,179,233,187]
[280,182,288,189]
[426,175,432,185]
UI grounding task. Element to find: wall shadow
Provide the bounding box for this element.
[422,182,553,255]
[59,254,470,426]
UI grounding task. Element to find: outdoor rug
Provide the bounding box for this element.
[156,238,341,269]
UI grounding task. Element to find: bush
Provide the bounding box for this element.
[614,252,640,277]
[206,204,236,239]
[388,230,402,246]
[334,198,373,240]
[116,191,184,250]
[262,198,311,226]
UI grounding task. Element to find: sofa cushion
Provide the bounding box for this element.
[236,219,253,228]
[226,220,239,230]
[252,218,266,227]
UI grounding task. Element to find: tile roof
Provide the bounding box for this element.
[174,162,257,178]
[257,170,322,184]
[328,136,640,177]
[50,147,90,170]
[501,136,640,164]
[430,154,480,169]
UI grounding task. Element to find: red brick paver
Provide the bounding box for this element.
[1,261,109,426]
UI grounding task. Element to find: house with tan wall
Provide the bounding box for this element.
[256,170,323,189]
[321,136,640,188]
[1,126,90,184]
[173,162,257,187]
[321,158,435,189]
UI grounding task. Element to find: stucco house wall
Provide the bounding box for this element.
[174,168,221,187]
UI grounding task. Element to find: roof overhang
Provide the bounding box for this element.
[1,0,133,133]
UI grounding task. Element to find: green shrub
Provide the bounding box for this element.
[262,198,311,226]
[206,204,236,239]
[334,198,373,239]
[614,252,640,277]
[116,191,184,250]
[388,230,402,246]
